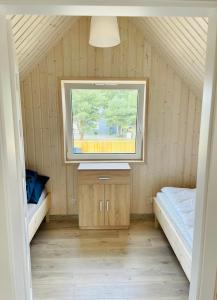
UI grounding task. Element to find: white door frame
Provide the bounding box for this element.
[0,16,32,300]
[1,1,217,300]
[189,14,217,300]
[0,0,217,17]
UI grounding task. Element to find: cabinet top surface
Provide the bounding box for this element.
[78,163,131,170]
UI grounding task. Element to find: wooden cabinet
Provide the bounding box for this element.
[78,168,131,229]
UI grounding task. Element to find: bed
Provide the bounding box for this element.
[154,187,196,281]
[28,191,51,242]
[26,169,50,242]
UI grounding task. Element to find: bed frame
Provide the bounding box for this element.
[28,193,51,242]
[154,197,192,281]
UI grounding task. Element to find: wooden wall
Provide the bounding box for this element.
[133,17,208,96]
[20,17,201,215]
[215,275,217,300]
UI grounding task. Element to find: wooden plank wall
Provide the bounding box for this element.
[215,272,217,300]
[133,17,208,96]
[8,15,79,78]
[20,17,202,215]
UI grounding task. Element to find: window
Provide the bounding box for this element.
[61,79,146,162]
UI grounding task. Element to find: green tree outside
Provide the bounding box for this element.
[71,89,138,140]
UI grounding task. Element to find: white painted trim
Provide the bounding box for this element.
[0,16,32,300]
[0,1,217,16]
[189,14,217,300]
[0,1,217,300]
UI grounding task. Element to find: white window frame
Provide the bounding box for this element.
[61,79,147,162]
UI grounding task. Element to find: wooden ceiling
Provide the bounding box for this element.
[8,16,208,96]
[7,15,78,77]
[133,17,208,96]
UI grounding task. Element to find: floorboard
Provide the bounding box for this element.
[30,219,189,300]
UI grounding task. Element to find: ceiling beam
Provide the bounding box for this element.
[0,1,217,17]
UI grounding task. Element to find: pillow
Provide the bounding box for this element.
[29,175,49,204]
[26,169,38,203]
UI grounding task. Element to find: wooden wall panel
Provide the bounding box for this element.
[215,272,217,300]
[133,17,208,97]
[8,15,79,78]
[20,17,201,215]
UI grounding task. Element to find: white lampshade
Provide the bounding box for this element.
[89,16,120,48]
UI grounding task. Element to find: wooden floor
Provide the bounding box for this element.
[30,219,189,300]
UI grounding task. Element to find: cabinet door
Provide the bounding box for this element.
[79,184,105,228]
[105,184,130,227]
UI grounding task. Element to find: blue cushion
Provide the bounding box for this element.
[28,175,49,204]
[26,169,38,203]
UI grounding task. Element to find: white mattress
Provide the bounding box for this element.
[27,190,47,223]
[156,187,196,254]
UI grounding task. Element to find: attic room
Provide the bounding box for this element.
[9,14,206,299]
[1,4,217,300]
[17,15,205,214]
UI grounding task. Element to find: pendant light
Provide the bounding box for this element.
[89,16,120,48]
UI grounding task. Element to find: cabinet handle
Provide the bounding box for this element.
[106,200,109,211]
[99,200,103,211]
[98,177,110,180]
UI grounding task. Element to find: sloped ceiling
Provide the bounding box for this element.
[133,17,208,96]
[8,15,208,96]
[7,15,78,77]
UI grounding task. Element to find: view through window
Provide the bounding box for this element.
[71,89,138,154]
[61,80,146,161]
